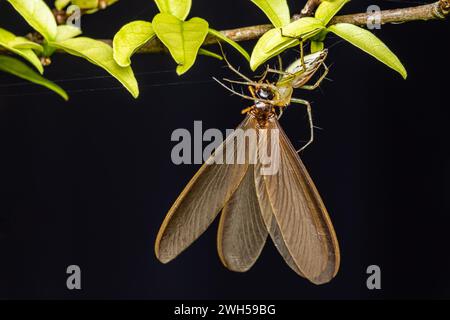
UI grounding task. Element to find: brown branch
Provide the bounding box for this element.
[135,0,321,53]
[135,0,449,54]
[331,0,449,25]
[298,0,322,18]
[0,1,448,56]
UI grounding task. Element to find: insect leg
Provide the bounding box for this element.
[256,64,271,82]
[266,68,297,86]
[222,78,279,93]
[290,98,314,152]
[241,106,254,114]
[264,68,294,77]
[223,78,261,87]
[278,28,305,68]
[213,77,258,101]
[299,41,306,70]
[214,79,277,106]
[248,86,257,99]
[258,55,285,82]
[277,55,283,73]
[277,107,284,120]
[216,40,254,83]
[300,63,329,90]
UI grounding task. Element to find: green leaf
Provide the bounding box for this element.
[7,0,57,41]
[198,48,222,60]
[310,40,324,53]
[65,0,119,13]
[250,28,298,70]
[42,43,56,57]
[250,0,290,28]
[152,13,209,75]
[55,0,71,10]
[72,0,98,9]
[10,36,44,52]
[328,23,407,79]
[83,0,119,14]
[55,25,82,42]
[315,0,350,25]
[154,0,192,21]
[208,28,250,61]
[250,17,324,70]
[0,55,68,100]
[0,28,44,74]
[113,20,156,67]
[281,17,325,39]
[50,37,140,97]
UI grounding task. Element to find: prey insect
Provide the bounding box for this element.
[217,48,329,152]
[155,48,340,284]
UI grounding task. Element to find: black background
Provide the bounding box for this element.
[0,0,449,299]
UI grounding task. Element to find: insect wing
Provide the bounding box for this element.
[217,165,268,272]
[254,163,305,278]
[255,118,340,284]
[155,115,255,263]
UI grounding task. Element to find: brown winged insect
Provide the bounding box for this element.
[155,48,340,285]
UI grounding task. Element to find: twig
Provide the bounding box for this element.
[331,0,449,25]
[297,0,322,18]
[135,0,449,54]
[0,1,448,55]
[134,0,450,54]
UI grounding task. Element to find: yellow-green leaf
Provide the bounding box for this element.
[154,0,192,21]
[10,36,44,52]
[198,48,222,60]
[315,0,350,25]
[113,20,156,67]
[328,23,407,79]
[55,0,71,10]
[250,0,290,28]
[250,28,298,70]
[50,37,139,97]
[55,25,82,42]
[79,0,119,13]
[72,0,98,9]
[0,55,68,100]
[7,0,57,41]
[310,40,324,53]
[208,28,250,61]
[55,0,118,13]
[281,17,325,39]
[251,18,324,70]
[152,13,209,75]
[0,28,43,74]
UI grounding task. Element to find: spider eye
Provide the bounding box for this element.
[257,88,274,100]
